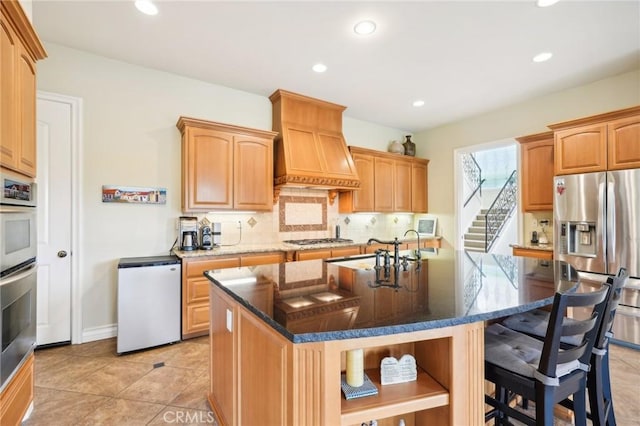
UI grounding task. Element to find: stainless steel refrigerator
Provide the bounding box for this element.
[554,169,640,348]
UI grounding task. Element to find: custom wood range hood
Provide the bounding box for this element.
[270,89,360,204]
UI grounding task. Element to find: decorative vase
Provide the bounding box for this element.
[389,140,404,154]
[403,135,416,156]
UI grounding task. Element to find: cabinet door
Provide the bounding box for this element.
[554,124,607,175]
[521,138,554,211]
[209,287,236,425]
[16,45,36,177]
[374,156,394,212]
[352,152,375,212]
[0,15,17,171]
[183,127,234,211]
[608,114,640,170]
[234,135,273,210]
[412,161,428,213]
[394,160,412,212]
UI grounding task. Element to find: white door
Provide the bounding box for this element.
[36,97,72,345]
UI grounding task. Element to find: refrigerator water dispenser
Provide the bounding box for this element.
[563,221,597,257]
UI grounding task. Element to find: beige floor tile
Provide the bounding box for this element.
[23,387,110,426]
[35,355,112,389]
[148,406,219,425]
[75,397,165,426]
[117,343,184,366]
[164,341,210,370]
[117,365,202,404]
[58,359,155,396]
[169,372,210,411]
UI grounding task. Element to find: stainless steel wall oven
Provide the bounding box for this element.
[0,174,37,391]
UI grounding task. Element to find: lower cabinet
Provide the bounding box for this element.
[0,353,34,426]
[182,252,285,339]
[208,284,485,426]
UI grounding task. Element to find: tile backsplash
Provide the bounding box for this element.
[194,187,423,246]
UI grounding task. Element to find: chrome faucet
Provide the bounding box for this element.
[404,229,421,260]
[367,237,401,266]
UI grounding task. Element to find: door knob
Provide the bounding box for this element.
[57,250,68,258]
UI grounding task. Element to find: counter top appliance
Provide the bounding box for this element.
[117,255,181,353]
[554,169,640,348]
[178,216,198,251]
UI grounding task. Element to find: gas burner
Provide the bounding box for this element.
[283,238,354,246]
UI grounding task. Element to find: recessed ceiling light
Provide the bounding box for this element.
[312,63,327,73]
[135,0,158,16]
[537,0,560,7]
[354,20,376,36]
[412,100,425,107]
[533,52,553,63]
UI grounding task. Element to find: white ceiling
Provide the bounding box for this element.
[32,0,640,132]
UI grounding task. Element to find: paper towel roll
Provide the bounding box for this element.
[346,348,364,387]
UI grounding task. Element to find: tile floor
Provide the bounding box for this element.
[22,337,640,425]
[24,336,217,426]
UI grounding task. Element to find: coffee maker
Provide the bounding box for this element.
[200,221,221,250]
[179,216,198,251]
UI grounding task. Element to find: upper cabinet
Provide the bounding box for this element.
[339,146,429,214]
[516,131,554,212]
[0,1,46,178]
[550,106,640,175]
[177,117,277,212]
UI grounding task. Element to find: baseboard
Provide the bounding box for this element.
[81,324,117,343]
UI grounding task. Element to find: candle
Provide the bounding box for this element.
[346,348,364,387]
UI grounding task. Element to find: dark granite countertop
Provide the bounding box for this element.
[204,249,580,343]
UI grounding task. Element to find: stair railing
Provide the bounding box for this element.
[484,170,517,252]
[463,153,485,207]
[491,253,518,289]
[463,251,485,315]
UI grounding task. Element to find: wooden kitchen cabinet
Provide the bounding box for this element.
[181,251,285,339]
[177,117,277,212]
[412,161,428,213]
[0,353,33,426]
[294,246,360,261]
[512,247,553,260]
[0,1,46,177]
[516,131,554,211]
[339,146,429,214]
[550,106,640,175]
[374,156,395,212]
[608,113,640,170]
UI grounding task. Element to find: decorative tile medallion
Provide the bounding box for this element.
[279,195,327,232]
[247,217,257,228]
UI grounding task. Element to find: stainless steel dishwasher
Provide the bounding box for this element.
[117,255,181,354]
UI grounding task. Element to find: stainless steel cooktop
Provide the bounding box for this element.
[283,238,354,246]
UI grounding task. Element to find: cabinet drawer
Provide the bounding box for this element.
[241,252,284,266]
[512,248,553,260]
[330,246,360,258]
[186,277,211,304]
[185,257,240,278]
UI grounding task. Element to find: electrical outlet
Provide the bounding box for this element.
[532,219,538,228]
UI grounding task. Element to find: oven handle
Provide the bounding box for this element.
[0,262,37,286]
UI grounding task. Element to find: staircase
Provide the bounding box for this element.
[463,209,493,252]
[463,170,517,253]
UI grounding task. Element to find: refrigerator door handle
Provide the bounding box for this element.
[607,179,615,266]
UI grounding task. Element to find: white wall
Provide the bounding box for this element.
[36,43,409,338]
[415,69,640,249]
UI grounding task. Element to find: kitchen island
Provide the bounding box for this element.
[204,249,581,426]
